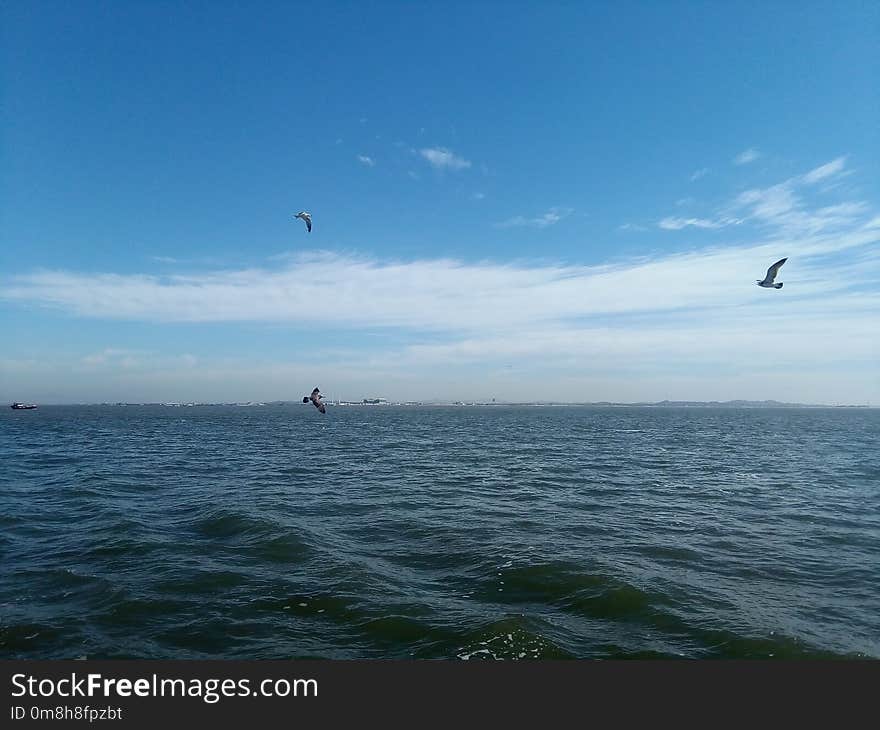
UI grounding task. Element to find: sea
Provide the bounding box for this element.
[1,404,877,659]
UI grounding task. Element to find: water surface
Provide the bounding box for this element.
[1,405,877,659]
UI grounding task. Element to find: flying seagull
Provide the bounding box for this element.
[294,211,312,233]
[757,258,787,289]
[303,387,325,414]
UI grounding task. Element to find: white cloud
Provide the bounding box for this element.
[690,168,709,181]
[618,223,647,232]
[495,207,573,229]
[736,184,797,218]
[356,154,375,167]
[79,348,198,373]
[658,216,742,230]
[419,147,471,171]
[733,158,865,235]
[402,305,880,369]
[6,222,877,334]
[734,148,761,165]
[471,192,486,201]
[655,156,861,238]
[81,348,150,368]
[801,156,847,185]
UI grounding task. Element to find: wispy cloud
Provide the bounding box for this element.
[618,223,647,232]
[801,156,847,184]
[356,154,375,167]
[471,192,486,201]
[81,348,144,367]
[690,168,709,181]
[657,157,857,237]
[734,148,761,165]
[7,229,877,333]
[495,207,573,229]
[733,157,861,234]
[658,216,742,231]
[79,347,200,373]
[151,256,179,264]
[419,147,471,171]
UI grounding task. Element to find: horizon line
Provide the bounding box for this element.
[8,399,875,408]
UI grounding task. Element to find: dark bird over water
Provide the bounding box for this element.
[303,387,326,414]
[757,257,787,289]
[294,211,312,233]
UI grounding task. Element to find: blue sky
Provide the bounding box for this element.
[2,1,878,404]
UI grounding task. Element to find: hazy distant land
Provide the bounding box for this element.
[49,399,874,408]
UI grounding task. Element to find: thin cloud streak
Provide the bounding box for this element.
[734,148,760,165]
[801,156,847,184]
[658,156,859,236]
[733,158,863,234]
[495,207,573,229]
[658,216,742,230]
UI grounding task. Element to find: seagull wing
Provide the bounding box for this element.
[765,258,787,283]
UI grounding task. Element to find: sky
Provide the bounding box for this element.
[1,1,878,404]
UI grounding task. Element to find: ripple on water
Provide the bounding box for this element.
[456,617,573,660]
[481,561,665,618]
[192,510,281,542]
[247,532,311,564]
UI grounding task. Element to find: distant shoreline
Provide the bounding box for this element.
[14,400,875,409]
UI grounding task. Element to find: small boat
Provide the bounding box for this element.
[11,402,37,410]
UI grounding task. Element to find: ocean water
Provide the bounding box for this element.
[1,404,877,660]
